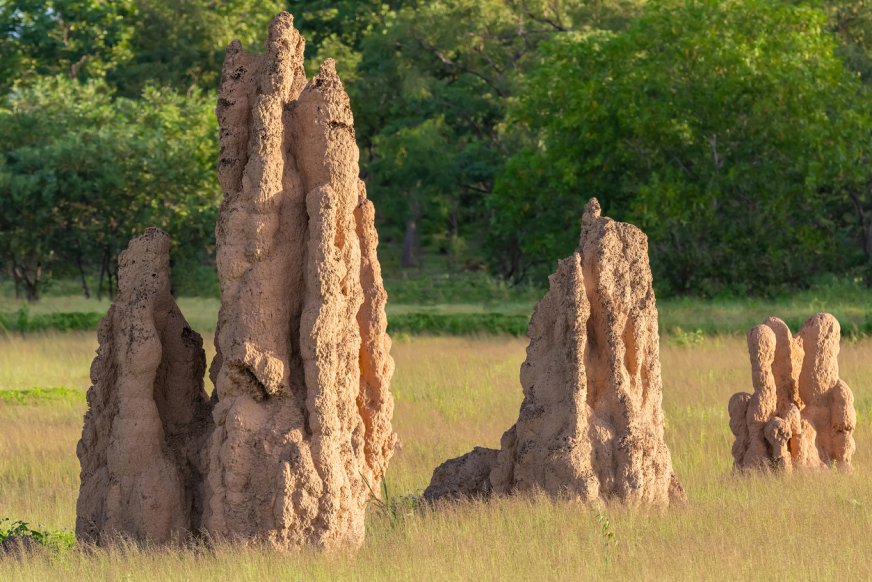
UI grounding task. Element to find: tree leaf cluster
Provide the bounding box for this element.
[0,76,218,300]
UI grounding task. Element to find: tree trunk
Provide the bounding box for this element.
[11,265,21,300]
[864,222,872,288]
[401,219,420,268]
[446,209,460,269]
[108,253,118,299]
[13,263,41,303]
[849,191,872,288]
[76,252,91,299]
[97,249,108,301]
[24,281,39,303]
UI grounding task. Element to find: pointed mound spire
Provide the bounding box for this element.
[425,198,685,506]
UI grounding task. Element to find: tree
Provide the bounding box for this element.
[370,117,462,266]
[489,0,872,294]
[810,1,872,80]
[0,76,219,300]
[352,0,642,267]
[108,0,283,96]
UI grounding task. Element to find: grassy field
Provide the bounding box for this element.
[1,331,871,580]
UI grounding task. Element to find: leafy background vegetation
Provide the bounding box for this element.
[3,0,872,304]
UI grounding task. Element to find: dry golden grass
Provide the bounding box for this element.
[0,332,97,389]
[1,334,871,580]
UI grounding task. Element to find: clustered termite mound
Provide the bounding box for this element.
[729,314,856,471]
[76,12,396,550]
[74,10,859,553]
[424,199,686,506]
[205,10,396,550]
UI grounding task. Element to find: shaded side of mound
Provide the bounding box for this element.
[425,199,684,507]
[76,228,212,544]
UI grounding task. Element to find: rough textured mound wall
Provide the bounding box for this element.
[76,228,212,543]
[205,12,396,550]
[425,199,684,506]
[729,313,856,471]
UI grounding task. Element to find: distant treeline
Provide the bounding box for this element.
[3,0,872,300]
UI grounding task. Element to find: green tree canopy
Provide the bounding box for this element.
[490,0,872,294]
[0,76,218,300]
[0,0,134,91]
[109,0,283,96]
[350,0,642,265]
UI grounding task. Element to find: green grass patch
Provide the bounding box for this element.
[0,387,86,404]
[658,279,872,339]
[3,303,872,338]
[388,313,529,336]
[0,307,102,333]
[0,278,870,337]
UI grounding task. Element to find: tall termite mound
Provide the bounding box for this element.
[205,12,396,549]
[729,314,856,471]
[74,13,395,550]
[425,199,684,506]
[76,228,212,543]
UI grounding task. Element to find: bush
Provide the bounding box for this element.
[0,518,74,551]
[388,313,529,336]
[0,387,85,404]
[0,307,102,332]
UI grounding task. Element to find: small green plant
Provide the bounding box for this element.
[15,306,29,331]
[361,467,419,528]
[0,518,74,550]
[596,512,617,546]
[670,326,705,347]
[596,511,618,564]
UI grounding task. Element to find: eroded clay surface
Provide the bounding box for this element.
[205,12,396,550]
[76,228,211,543]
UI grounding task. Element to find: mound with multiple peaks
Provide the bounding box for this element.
[76,228,212,543]
[205,11,395,550]
[729,314,855,471]
[76,13,396,550]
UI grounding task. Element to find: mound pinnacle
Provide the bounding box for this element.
[76,13,396,551]
[76,228,212,543]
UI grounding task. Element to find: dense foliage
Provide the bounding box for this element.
[1,0,872,299]
[0,76,217,300]
[491,0,872,294]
